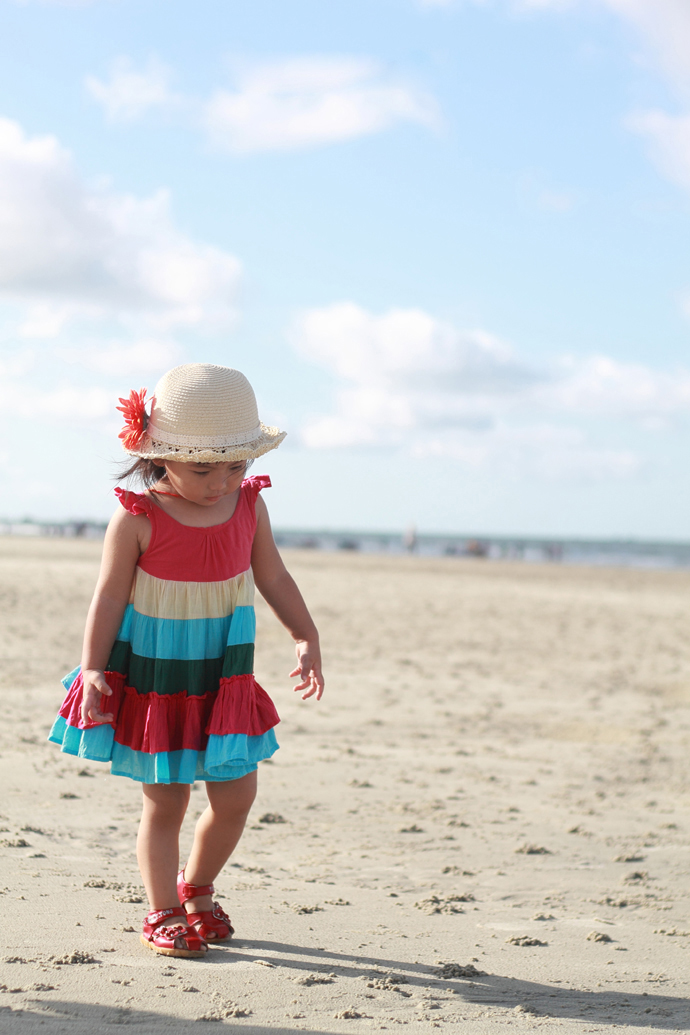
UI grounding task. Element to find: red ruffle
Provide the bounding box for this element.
[114,486,152,518]
[206,675,278,737]
[58,671,280,754]
[58,670,126,731]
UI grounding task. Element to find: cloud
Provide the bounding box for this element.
[424,1,690,201]
[204,56,440,153]
[421,422,640,479]
[293,302,537,451]
[512,0,690,212]
[601,0,690,97]
[0,117,243,440]
[0,117,241,331]
[86,54,439,153]
[0,379,112,421]
[547,0,690,215]
[56,338,182,376]
[295,300,538,395]
[627,109,690,192]
[519,1,690,96]
[85,57,177,123]
[0,337,181,436]
[17,302,85,338]
[540,354,690,415]
[431,0,690,98]
[292,302,690,478]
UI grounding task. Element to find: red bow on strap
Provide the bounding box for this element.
[117,388,149,450]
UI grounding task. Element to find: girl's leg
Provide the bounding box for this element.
[182,771,257,916]
[138,783,191,910]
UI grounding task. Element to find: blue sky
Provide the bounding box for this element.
[2,0,690,537]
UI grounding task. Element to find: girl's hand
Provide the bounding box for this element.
[289,640,324,701]
[81,669,114,725]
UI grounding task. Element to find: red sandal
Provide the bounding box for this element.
[177,869,234,942]
[140,907,208,958]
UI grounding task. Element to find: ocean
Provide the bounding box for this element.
[3,520,690,570]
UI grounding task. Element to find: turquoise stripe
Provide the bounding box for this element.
[116,604,256,646]
[47,715,278,784]
[117,603,134,641]
[109,605,256,662]
[205,728,278,772]
[48,714,114,762]
[130,612,233,660]
[227,606,256,646]
[61,666,81,691]
[110,734,277,784]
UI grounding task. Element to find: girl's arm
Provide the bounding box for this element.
[80,507,146,724]
[251,495,324,701]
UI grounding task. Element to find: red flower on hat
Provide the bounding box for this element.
[117,388,149,450]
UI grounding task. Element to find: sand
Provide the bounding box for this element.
[1,537,690,1033]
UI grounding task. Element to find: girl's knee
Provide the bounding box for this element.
[205,773,257,816]
[142,783,190,822]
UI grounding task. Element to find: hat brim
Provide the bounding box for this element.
[124,425,286,463]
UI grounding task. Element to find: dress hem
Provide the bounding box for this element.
[48,714,279,785]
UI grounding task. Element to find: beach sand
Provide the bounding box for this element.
[1,536,690,1033]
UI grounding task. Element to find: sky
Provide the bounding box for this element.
[2,0,690,538]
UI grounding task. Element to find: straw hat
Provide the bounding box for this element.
[119,363,286,463]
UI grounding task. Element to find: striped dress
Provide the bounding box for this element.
[49,475,280,784]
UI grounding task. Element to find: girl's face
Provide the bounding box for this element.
[161,459,247,506]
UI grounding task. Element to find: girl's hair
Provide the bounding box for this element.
[117,456,253,489]
[117,457,167,488]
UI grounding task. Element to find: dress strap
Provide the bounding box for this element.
[114,486,153,517]
[242,475,271,501]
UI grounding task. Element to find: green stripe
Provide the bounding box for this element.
[105,643,255,695]
[108,639,131,674]
[221,642,255,679]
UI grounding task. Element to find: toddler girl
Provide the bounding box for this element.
[49,363,323,958]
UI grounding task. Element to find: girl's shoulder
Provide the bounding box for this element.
[109,489,153,557]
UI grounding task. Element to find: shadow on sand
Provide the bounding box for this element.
[236,938,689,1030]
[4,938,688,1031]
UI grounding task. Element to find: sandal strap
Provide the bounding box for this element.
[157,924,189,938]
[145,906,186,928]
[212,902,231,923]
[186,906,234,940]
[177,868,214,903]
[186,903,232,926]
[144,921,207,952]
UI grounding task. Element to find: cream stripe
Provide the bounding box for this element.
[130,566,255,620]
